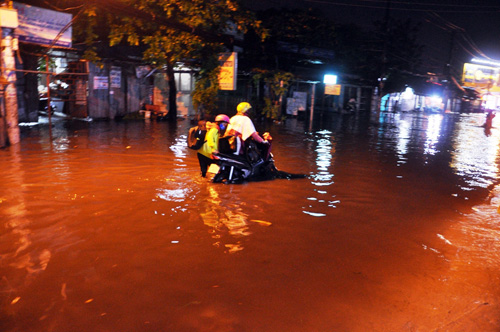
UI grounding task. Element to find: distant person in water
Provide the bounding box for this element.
[483,109,495,136]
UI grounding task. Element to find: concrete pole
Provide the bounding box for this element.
[45,55,52,127]
[309,82,316,132]
[0,6,19,145]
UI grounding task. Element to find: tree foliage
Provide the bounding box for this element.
[251,69,294,119]
[191,55,220,116]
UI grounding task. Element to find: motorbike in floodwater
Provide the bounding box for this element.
[39,98,57,115]
[212,138,306,184]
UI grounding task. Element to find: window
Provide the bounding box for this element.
[180,73,191,91]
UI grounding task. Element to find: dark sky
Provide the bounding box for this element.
[242,0,500,73]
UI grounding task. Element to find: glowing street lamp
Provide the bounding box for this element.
[323,74,337,85]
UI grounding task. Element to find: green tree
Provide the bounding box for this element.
[252,69,294,120]
[190,54,220,117]
[72,0,265,119]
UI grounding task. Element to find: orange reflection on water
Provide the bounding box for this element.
[199,185,252,253]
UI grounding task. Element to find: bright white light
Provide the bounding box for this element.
[471,58,500,68]
[401,87,414,100]
[323,74,337,84]
[430,95,442,105]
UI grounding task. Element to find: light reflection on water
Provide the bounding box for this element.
[451,114,500,189]
[312,130,335,183]
[395,113,411,157]
[423,114,443,155]
[304,129,336,217]
[0,110,499,331]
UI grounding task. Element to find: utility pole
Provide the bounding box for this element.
[0,2,19,146]
[443,30,456,112]
[376,0,391,111]
[381,0,391,69]
[309,82,317,132]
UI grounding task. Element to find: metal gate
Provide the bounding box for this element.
[44,58,89,118]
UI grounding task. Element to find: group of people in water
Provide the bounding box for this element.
[196,102,272,177]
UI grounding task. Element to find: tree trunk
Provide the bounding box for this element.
[165,59,177,121]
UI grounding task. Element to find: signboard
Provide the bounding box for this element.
[325,84,341,95]
[93,76,109,90]
[218,52,237,90]
[463,63,500,92]
[13,2,72,48]
[110,67,121,88]
[286,91,308,115]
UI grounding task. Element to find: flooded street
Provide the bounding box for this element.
[1,110,500,331]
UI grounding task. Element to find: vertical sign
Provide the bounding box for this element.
[218,52,237,90]
[110,66,121,88]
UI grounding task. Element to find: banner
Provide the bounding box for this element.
[13,2,72,48]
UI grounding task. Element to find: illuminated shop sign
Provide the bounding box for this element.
[462,63,500,92]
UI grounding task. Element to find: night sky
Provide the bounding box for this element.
[242,0,500,73]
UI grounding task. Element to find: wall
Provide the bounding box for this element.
[88,62,151,119]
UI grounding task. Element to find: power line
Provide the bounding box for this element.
[460,33,492,60]
[423,17,453,32]
[355,0,500,9]
[456,39,482,59]
[428,11,494,60]
[304,0,500,13]
[427,12,463,32]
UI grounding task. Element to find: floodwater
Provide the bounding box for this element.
[1,110,500,332]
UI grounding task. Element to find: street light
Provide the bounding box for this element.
[323,74,337,85]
